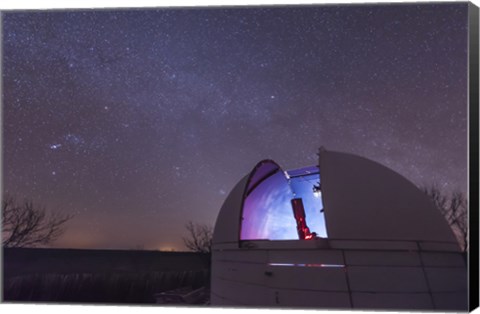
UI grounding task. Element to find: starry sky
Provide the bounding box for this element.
[2,3,469,250]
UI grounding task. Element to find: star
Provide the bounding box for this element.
[1,4,468,250]
[50,144,62,150]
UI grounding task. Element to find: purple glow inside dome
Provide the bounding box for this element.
[240,164,327,240]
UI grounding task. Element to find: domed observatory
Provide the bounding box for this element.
[211,149,467,310]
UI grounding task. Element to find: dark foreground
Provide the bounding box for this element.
[2,247,210,304]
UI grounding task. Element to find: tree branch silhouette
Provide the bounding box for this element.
[2,195,73,248]
[182,221,213,253]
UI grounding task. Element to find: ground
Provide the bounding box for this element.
[3,247,211,304]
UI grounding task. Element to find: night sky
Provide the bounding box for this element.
[2,3,468,250]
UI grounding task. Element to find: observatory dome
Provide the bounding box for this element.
[211,149,465,310]
[213,149,459,249]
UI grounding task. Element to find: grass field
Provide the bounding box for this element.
[2,248,210,304]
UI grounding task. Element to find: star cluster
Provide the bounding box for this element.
[2,4,468,250]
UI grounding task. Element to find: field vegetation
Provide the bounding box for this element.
[3,248,210,304]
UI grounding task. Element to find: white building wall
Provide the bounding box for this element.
[211,243,467,310]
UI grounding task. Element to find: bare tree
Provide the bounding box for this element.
[422,185,468,252]
[182,221,213,254]
[2,195,73,248]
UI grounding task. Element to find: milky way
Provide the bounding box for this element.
[2,3,468,250]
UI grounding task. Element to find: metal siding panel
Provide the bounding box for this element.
[348,266,428,292]
[211,277,272,306]
[425,267,468,292]
[266,265,348,291]
[210,293,241,306]
[352,292,433,310]
[432,292,468,310]
[276,290,351,308]
[215,249,268,263]
[268,250,344,265]
[345,251,421,266]
[214,260,268,285]
[419,242,461,252]
[420,252,466,267]
[329,240,418,251]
